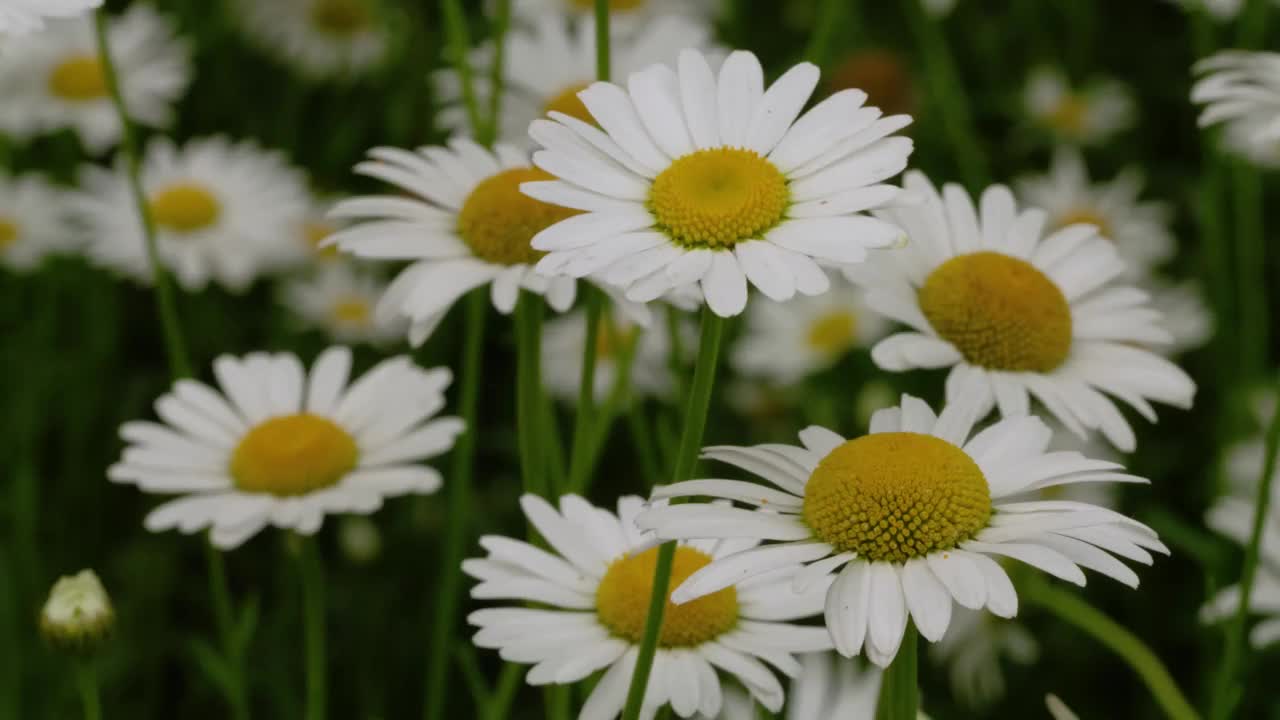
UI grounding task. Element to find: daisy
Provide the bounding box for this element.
[465,494,834,719]
[930,606,1037,708]
[1023,67,1134,145]
[326,138,583,347]
[526,48,915,317]
[507,0,714,30]
[637,390,1169,667]
[542,304,678,404]
[708,653,882,719]
[1146,280,1213,355]
[1164,0,1243,18]
[0,0,100,36]
[922,0,958,18]
[850,171,1195,452]
[1016,147,1174,277]
[109,346,462,550]
[1192,51,1280,165]
[0,5,190,153]
[435,14,716,147]
[281,261,403,344]
[231,0,391,79]
[732,273,889,385]
[0,170,76,272]
[73,135,310,292]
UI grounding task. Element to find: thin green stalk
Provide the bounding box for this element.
[484,0,513,145]
[595,0,611,81]
[621,312,726,720]
[75,662,101,720]
[626,404,662,488]
[206,546,250,720]
[484,663,525,720]
[299,540,327,720]
[572,320,643,494]
[1023,578,1200,720]
[875,623,918,720]
[803,0,844,66]
[424,291,487,720]
[1231,161,1266,379]
[94,11,190,379]
[567,290,605,491]
[1238,0,1269,48]
[664,306,688,407]
[440,0,484,140]
[1209,377,1280,720]
[516,292,549,497]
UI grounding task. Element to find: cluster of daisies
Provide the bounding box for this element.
[9,0,1279,718]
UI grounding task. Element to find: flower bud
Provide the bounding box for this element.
[39,570,114,655]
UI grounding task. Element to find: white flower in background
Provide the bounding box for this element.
[1146,280,1213,355]
[507,0,714,30]
[74,136,309,292]
[327,138,582,347]
[436,15,715,147]
[338,515,382,564]
[931,606,1037,708]
[639,390,1168,667]
[1016,148,1174,277]
[1164,0,1243,19]
[1046,694,1081,720]
[39,569,114,654]
[852,172,1195,451]
[542,304,677,404]
[0,0,101,36]
[922,0,958,18]
[1024,67,1134,145]
[707,653,882,719]
[1192,51,1280,165]
[0,6,190,153]
[231,0,391,79]
[526,48,915,317]
[281,262,403,344]
[732,273,889,385]
[466,494,833,718]
[110,347,462,549]
[0,171,76,272]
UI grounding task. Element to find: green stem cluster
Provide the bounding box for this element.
[298,541,327,720]
[75,662,101,720]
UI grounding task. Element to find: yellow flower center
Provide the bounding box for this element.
[803,433,992,562]
[807,310,858,356]
[230,414,359,496]
[0,218,18,250]
[456,167,578,266]
[332,297,372,325]
[544,83,594,125]
[918,251,1073,372]
[48,55,107,101]
[311,0,370,35]
[1047,94,1089,135]
[595,320,638,359]
[596,546,738,647]
[1056,207,1112,239]
[570,0,644,9]
[304,220,341,258]
[149,183,222,234]
[649,148,790,249]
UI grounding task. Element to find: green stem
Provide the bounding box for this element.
[1209,375,1280,720]
[424,291,487,720]
[516,292,549,498]
[577,321,642,490]
[595,0,611,81]
[93,10,190,379]
[875,623,918,720]
[1231,161,1266,380]
[1023,578,1200,720]
[621,312,726,720]
[626,404,662,489]
[440,0,484,139]
[484,0,513,145]
[483,663,524,720]
[803,0,844,66]
[206,545,250,720]
[567,290,605,492]
[75,662,101,720]
[299,540,327,720]
[1237,0,1269,48]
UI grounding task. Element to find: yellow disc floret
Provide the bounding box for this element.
[803,432,992,563]
[1056,207,1112,239]
[0,218,18,250]
[1047,94,1089,136]
[596,546,738,647]
[48,56,107,101]
[231,413,359,496]
[544,83,594,125]
[918,251,1073,372]
[149,183,222,234]
[457,168,578,266]
[649,148,789,249]
[332,297,372,325]
[807,310,858,356]
[311,0,370,35]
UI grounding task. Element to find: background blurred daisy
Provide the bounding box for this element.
[507,0,714,30]
[1192,51,1280,165]
[1023,67,1134,146]
[931,606,1038,709]
[74,135,309,292]
[281,261,403,344]
[825,48,917,119]
[0,0,101,36]
[110,346,461,549]
[705,653,883,719]
[1147,280,1214,356]
[732,273,889,385]
[525,48,915,317]
[466,494,833,719]
[232,0,391,79]
[0,5,190,153]
[853,171,1195,451]
[1164,0,1243,19]
[542,304,677,404]
[639,390,1168,666]
[0,171,76,272]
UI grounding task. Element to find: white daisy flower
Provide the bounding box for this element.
[732,273,889,385]
[327,138,588,347]
[0,0,100,36]
[708,653,882,719]
[930,606,1037,708]
[637,390,1169,668]
[1164,0,1244,19]
[922,0,958,18]
[466,494,834,719]
[1192,51,1280,165]
[526,48,915,317]
[1023,67,1134,145]
[109,346,462,550]
[542,304,678,404]
[0,171,76,272]
[281,261,403,344]
[436,14,716,147]
[231,0,391,79]
[0,6,190,153]
[851,171,1195,451]
[73,136,310,292]
[507,0,714,30]
[1146,279,1213,356]
[1016,147,1174,278]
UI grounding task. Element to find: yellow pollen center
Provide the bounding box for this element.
[230,414,358,496]
[48,55,107,101]
[649,148,789,249]
[803,433,992,562]
[1056,207,1112,238]
[149,183,222,234]
[1047,94,1089,135]
[807,310,858,355]
[332,297,372,325]
[304,221,341,258]
[456,168,578,266]
[596,546,738,647]
[543,83,594,125]
[570,0,644,9]
[918,251,1073,372]
[311,0,370,35]
[0,218,18,250]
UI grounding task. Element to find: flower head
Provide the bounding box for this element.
[1024,68,1133,145]
[0,0,101,36]
[40,569,114,655]
[542,304,683,404]
[507,0,714,29]
[231,0,391,79]
[281,261,404,344]
[1192,51,1280,166]
[0,170,77,272]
